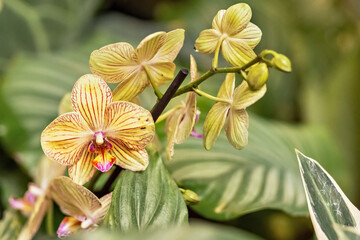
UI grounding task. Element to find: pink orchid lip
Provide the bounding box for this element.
[57,217,81,238]
[190,129,203,139]
[195,109,201,123]
[92,157,115,172]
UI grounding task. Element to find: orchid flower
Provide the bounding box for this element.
[48,176,112,238]
[194,3,262,67]
[41,74,155,185]
[165,55,198,159]
[203,73,266,150]
[9,156,65,240]
[89,29,184,101]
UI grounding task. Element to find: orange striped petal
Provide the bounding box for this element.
[194,29,221,54]
[233,81,266,110]
[221,37,257,67]
[41,112,92,166]
[136,31,166,61]
[212,9,226,32]
[203,102,230,150]
[153,29,185,62]
[17,194,50,240]
[217,73,235,99]
[89,42,138,84]
[111,142,149,171]
[104,101,154,150]
[72,74,113,131]
[145,61,175,85]
[221,3,252,36]
[68,150,97,185]
[225,108,249,149]
[49,176,101,218]
[234,22,262,49]
[112,70,148,101]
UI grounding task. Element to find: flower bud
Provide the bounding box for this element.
[246,63,269,90]
[273,54,291,72]
[180,188,200,205]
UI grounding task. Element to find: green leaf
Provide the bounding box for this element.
[165,115,346,220]
[104,152,188,232]
[0,210,23,240]
[296,150,360,240]
[71,222,263,240]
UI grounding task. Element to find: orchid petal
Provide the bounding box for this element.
[89,42,138,84]
[104,101,154,150]
[92,193,113,223]
[217,73,235,99]
[36,156,65,190]
[222,37,257,67]
[176,93,197,144]
[203,102,230,150]
[233,81,266,109]
[145,61,175,85]
[68,150,97,185]
[136,31,166,61]
[112,70,148,101]
[41,112,92,166]
[234,22,262,48]
[49,176,101,218]
[72,74,113,131]
[111,142,149,171]
[153,29,185,62]
[57,217,81,238]
[221,3,252,36]
[212,9,226,31]
[194,29,221,54]
[225,108,249,149]
[190,54,198,82]
[17,194,50,240]
[165,109,182,160]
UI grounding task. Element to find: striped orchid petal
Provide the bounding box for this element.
[110,141,149,171]
[212,9,226,31]
[41,112,92,166]
[234,22,262,49]
[153,29,185,62]
[104,101,154,150]
[92,193,113,223]
[194,29,221,54]
[136,31,166,61]
[112,70,149,101]
[49,176,101,219]
[89,42,138,83]
[222,37,257,67]
[68,150,97,185]
[72,74,113,131]
[217,73,235,99]
[225,108,249,149]
[145,61,175,85]
[233,80,266,110]
[221,3,252,36]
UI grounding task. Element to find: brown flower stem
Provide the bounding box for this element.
[173,56,262,97]
[150,68,189,122]
[97,69,188,197]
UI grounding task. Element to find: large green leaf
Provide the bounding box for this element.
[296,150,360,240]
[71,222,263,240]
[165,115,347,220]
[0,210,23,240]
[104,152,188,232]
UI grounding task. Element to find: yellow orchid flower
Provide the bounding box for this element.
[89,29,185,101]
[165,55,198,160]
[203,73,266,150]
[195,3,262,67]
[9,156,65,240]
[48,176,112,238]
[41,74,155,185]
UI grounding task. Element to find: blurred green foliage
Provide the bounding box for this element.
[0,0,359,239]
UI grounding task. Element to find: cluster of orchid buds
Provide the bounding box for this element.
[9,3,291,239]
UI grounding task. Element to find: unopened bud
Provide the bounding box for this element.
[180,188,200,205]
[58,93,73,115]
[273,54,291,72]
[246,63,268,90]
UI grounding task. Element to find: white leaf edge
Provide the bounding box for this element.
[295,149,360,239]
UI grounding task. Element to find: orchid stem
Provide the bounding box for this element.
[193,88,232,104]
[174,56,261,97]
[46,202,54,235]
[144,65,163,99]
[155,106,182,124]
